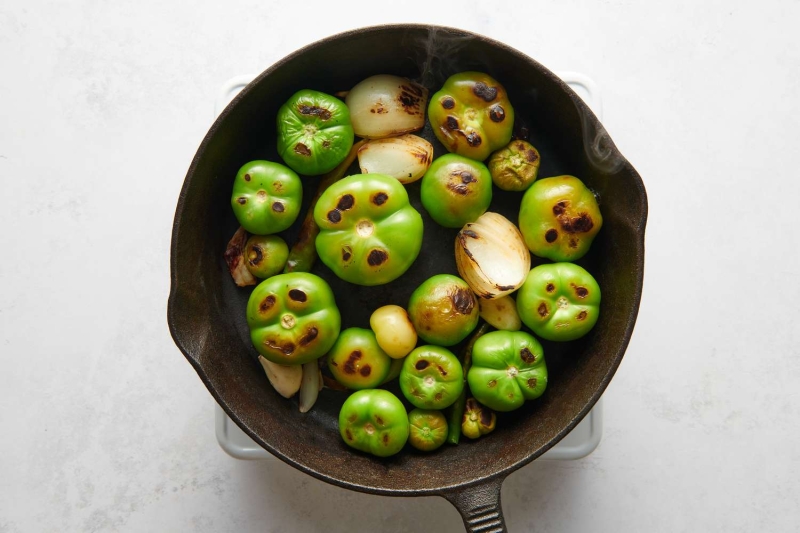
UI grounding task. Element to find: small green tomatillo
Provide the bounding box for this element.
[461,398,496,439]
[244,235,289,279]
[420,154,492,228]
[487,139,540,191]
[407,409,448,452]
[327,327,392,390]
[231,160,302,235]
[399,345,464,410]
[339,389,409,458]
[407,274,479,346]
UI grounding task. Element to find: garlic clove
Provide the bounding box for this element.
[258,356,302,398]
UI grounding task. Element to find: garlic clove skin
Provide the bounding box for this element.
[258,355,302,398]
[479,295,522,331]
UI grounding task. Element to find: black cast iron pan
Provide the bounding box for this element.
[168,24,647,532]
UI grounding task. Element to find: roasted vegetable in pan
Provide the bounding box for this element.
[399,345,464,410]
[339,389,409,457]
[231,160,302,235]
[421,154,492,228]
[407,274,479,346]
[327,327,393,390]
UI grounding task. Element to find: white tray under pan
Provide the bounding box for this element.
[214,71,604,461]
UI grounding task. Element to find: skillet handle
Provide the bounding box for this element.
[442,477,507,533]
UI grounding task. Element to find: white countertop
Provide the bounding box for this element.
[2,2,798,532]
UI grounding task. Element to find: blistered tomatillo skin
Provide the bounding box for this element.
[467,330,548,412]
[339,389,409,458]
[276,89,354,176]
[428,71,515,162]
[407,409,448,452]
[244,235,289,279]
[231,161,302,235]
[516,263,601,342]
[488,139,540,192]
[327,327,392,390]
[420,154,492,228]
[461,398,496,439]
[314,174,423,286]
[246,272,341,365]
[407,274,479,346]
[399,345,464,410]
[518,175,603,262]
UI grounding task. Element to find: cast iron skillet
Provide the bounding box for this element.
[168,24,647,532]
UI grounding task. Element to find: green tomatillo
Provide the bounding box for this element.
[408,274,479,346]
[420,154,492,228]
[518,175,603,261]
[276,89,354,176]
[339,389,409,458]
[246,272,341,365]
[467,330,548,412]
[461,398,496,439]
[327,327,393,390]
[231,160,302,235]
[244,235,289,279]
[488,139,540,191]
[407,409,448,452]
[314,174,423,286]
[516,263,601,342]
[399,345,464,410]
[428,71,515,161]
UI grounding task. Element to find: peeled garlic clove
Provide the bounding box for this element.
[223,226,257,287]
[455,212,531,300]
[479,295,522,331]
[346,75,428,139]
[357,135,433,184]
[258,356,302,398]
[298,361,320,413]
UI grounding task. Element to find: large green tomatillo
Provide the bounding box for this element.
[339,389,409,458]
[276,89,354,176]
[467,330,548,412]
[516,263,601,342]
[407,274,479,346]
[231,160,302,235]
[327,327,392,390]
[420,154,492,228]
[518,175,603,261]
[399,346,464,410]
[246,272,341,365]
[314,174,423,286]
[428,71,515,161]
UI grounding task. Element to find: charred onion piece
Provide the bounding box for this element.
[224,226,257,287]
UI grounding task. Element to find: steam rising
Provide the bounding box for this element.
[406,26,474,89]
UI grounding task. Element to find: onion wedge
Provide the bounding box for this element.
[357,134,433,184]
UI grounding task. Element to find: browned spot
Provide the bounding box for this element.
[367,249,388,266]
[288,289,307,302]
[327,209,342,223]
[398,90,421,110]
[573,285,589,298]
[508,393,515,399]
[473,82,497,102]
[451,288,475,315]
[359,365,372,377]
[273,181,284,191]
[460,171,476,184]
[479,408,494,426]
[487,379,497,388]
[401,83,424,97]
[577,310,588,321]
[249,245,263,266]
[569,238,578,249]
[265,339,296,356]
[537,302,549,317]
[465,131,482,147]
[330,361,338,367]
[272,202,285,213]
[552,201,568,216]
[337,194,355,211]
[343,351,362,375]
[372,192,389,205]
[489,104,505,122]
[560,212,594,234]
[382,433,390,444]
[465,398,478,412]
[546,283,555,293]
[348,414,357,423]
[441,97,455,109]
[437,365,448,376]
[244,173,251,181]
[297,105,331,120]
[415,360,430,371]
[526,150,539,163]
[259,295,277,312]
[446,116,459,130]
[545,229,558,243]
[497,284,515,291]
[447,181,470,196]
[434,392,443,402]
[375,416,385,425]
[345,429,353,440]
[294,143,311,156]
[462,229,479,239]
[527,378,537,389]
[322,140,331,149]
[236,197,246,205]
[341,246,352,262]
[520,347,536,363]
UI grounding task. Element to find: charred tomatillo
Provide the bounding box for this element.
[276,89,354,176]
[428,72,515,161]
[327,328,392,390]
[399,345,464,410]
[244,235,289,279]
[516,263,601,341]
[408,274,479,346]
[467,330,548,412]
[518,175,603,261]
[314,174,423,286]
[488,139,540,191]
[246,272,341,365]
[231,161,302,235]
[339,389,409,457]
[420,154,492,228]
[407,409,448,452]
[461,398,497,439]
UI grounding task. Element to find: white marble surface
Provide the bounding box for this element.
[1,1,798,531]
